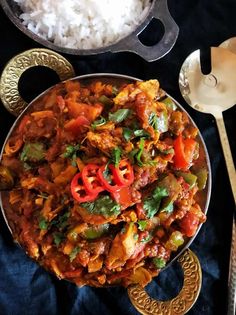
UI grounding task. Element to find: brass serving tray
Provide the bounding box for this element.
[0,48,212,315]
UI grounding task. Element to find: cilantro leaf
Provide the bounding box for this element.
[111,147,122,167]
[143,186,168,218]
[133,130,150,138]
[91,116,107,129]
[81,195,121,218]
[62,144,80,158]
[123,128,133,141]
[109,109,131,123]
[136,138,145,167]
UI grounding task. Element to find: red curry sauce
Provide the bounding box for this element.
[1,79,208,287]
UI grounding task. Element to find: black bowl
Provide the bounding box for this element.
[0,0,179,62]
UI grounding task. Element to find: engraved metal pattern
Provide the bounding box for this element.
[128,249,202,315]
[0,48,75,116]
[227,219,236,315]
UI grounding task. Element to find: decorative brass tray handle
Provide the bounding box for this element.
[128,249,202,315]
[0,49,202,315]
[0,48,75,116]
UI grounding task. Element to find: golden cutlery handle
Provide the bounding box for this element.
[215,114,236,202]
[128,249,202,315]
[0,48,75,116]
[215,113,236,315]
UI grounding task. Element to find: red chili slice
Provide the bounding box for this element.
[71,173,98,203]
[82,164,104,194]
[110,160,134,187]
[97,165,122,193]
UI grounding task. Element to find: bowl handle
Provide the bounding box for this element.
[128,249,202,315]
[111,0,179,62]
[0,48,75,116]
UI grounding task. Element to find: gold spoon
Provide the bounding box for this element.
[179,43,236,315]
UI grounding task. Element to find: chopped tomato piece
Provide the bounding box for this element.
[173,134,196,169]
[97,165,122,193]
[71,173,98,203]
[66,99,103,122]
[64,116,90,135]
[110,160,134,187]
[82,164,104,195]
[111,186,133,208]
[178,212,199,237]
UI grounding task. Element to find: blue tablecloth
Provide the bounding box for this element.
[0,1,236,314]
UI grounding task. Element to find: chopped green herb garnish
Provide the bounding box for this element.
[133,233,139,241]
[143,186,168,218]
[39,217,48,230]
[109,109,131,123]
[111,147,122,167]
[62,144,80,158]
[153,257,166,269]
[69,246,81,262]
[62,144,80,166]
[81,195,121,218]
[133,130,150,138]
[53,232,65,246]
[136,138,145,167]
[91,116,107,129]
[123,128,150,142]
[160,201,174,213]
[137,220,148,231]
[123,128,133,141]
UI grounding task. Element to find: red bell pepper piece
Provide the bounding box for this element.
[82,164,105,195]
[173,134,196,170]
[110,160,134,187]
[97,165,122,193]
[71,173,98,203]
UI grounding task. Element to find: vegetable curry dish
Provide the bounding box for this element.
[1,79,208,287]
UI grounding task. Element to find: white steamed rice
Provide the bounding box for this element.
[14,0,151,49]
